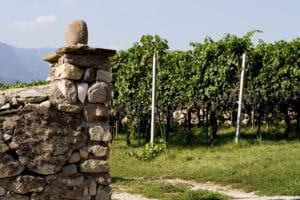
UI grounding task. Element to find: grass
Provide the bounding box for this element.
[109,124,300,197]
[0,80,46,90]
[113,178,230,200]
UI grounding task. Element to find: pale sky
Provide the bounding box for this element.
[0,0,299,50]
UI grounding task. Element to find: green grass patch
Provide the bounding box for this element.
[0,80,46,90]
[110,125,300,196]
[112,178,230,200]
[172,190,230,200]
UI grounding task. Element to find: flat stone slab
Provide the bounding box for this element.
[43,53,61,63]
[43,45,116,63]
[58,46,116,57]
[17,89,48,104]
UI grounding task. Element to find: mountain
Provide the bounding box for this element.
[0,42,55,84]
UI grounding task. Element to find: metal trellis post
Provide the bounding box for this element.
[150,53,157,147]
[235,53,248,144]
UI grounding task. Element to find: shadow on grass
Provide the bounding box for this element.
[112,176,134,184]
[113,122,299,149]
[165,123,300,148]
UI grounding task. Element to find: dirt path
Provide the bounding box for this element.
[112,177,300,200]
[112,192,157,200]
[161,178,300,200]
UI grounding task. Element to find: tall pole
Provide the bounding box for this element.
[235,53,247,144]
[150,53,157,147]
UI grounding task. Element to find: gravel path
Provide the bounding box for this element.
[112,177,300,200]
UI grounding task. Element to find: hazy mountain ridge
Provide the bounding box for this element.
[0,42,55,84]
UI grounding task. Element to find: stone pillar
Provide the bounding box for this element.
[0,20,116,200]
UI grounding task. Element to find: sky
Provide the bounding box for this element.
[0,0,300,50]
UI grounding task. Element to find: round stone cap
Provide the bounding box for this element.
[65,19,88,46]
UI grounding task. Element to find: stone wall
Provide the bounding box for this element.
[0,43,116,199]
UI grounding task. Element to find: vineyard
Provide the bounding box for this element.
[1,31,299,146]
[110,31,300,145]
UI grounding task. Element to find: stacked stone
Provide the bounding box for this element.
[44,45,115,118]
[44,20,116,200]
[0,20,116,200]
